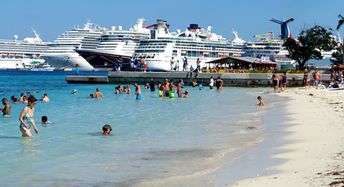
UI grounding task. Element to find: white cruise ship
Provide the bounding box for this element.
[41,21,104,71]
[134,20,243,71]
[242,32,295,68]
[76,18,150,70]
[0,30,49,70]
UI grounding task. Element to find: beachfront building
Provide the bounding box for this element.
[206,56,277,72]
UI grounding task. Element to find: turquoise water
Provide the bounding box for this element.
[0,71,269,186]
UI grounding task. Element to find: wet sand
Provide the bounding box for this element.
[232,87,344,186]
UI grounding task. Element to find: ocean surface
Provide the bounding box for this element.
[0,71,278,186]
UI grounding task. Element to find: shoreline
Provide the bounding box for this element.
[231,87,344,186]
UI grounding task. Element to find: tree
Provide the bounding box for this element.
[284,25,336,70]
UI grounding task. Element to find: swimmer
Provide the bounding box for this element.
[10,96,18,104]
[198,83,203,90]
[94,88,103,99]
[41,115,52,126]
[102,124,112,136]
[71,89,78,95]
[0,98,11,117]
[19,93,25,102]
[41,93,49,102]
[183,91,190,98]
[257,96,265,106]
[19,96,38,137]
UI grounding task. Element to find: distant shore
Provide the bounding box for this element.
[231,87,344,186]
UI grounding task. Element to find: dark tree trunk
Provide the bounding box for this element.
[298,60,307,70]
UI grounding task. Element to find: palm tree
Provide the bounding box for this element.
[337,14,344,30]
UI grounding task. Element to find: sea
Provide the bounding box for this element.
[0,71,283,187]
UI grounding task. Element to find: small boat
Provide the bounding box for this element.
[30,63,55,71]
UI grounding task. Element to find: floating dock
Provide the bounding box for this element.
[66,71,331,87]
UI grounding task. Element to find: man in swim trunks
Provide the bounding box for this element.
[134,83,142,100]
[0,98,11,117]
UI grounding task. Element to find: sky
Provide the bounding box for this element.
[0,0,343,42]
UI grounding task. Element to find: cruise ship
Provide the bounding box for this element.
[41,21,104,71]
[76,18,150,70]
[133,20,243,71]
[242,32,295,68]
[0,30,49,70]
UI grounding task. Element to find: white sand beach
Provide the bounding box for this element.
[232,87,344,187]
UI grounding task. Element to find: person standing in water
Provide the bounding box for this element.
[94,88,103,99]
[19,96,39,137]
[209,76,214,89]
[0,98,11,117]
[134,83,142,100]
[149,77,155,92]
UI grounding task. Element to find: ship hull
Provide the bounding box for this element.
[41,52,94,71]
[76,49,133,71]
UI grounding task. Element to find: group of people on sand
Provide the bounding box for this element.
[271,72,288,93]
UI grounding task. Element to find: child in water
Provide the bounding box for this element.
[257,96,265,106]
[102,124,112,136]
[41,115,52,126]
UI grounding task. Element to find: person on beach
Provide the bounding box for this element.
[216,76,223,90]
[209,76,214,89]
[41,93,49,102]
[257,96,265,106]
[10,96,18,104]
[313,70,321,89]
[102,124,112,136]
[149,77,155,92]
[272,73,279,92]
[281,72,288,92]
[94,88,103,99]
[19,96,39,137]
[1,98,11,117]
[303,70,309,87]
[134,83,142,100]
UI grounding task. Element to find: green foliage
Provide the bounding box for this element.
[283,26,337,70]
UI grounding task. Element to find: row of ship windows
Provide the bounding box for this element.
[134,51,230,58]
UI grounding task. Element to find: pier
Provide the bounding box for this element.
[66,71,331,87]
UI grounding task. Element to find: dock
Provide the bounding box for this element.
[66,71,331,87]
